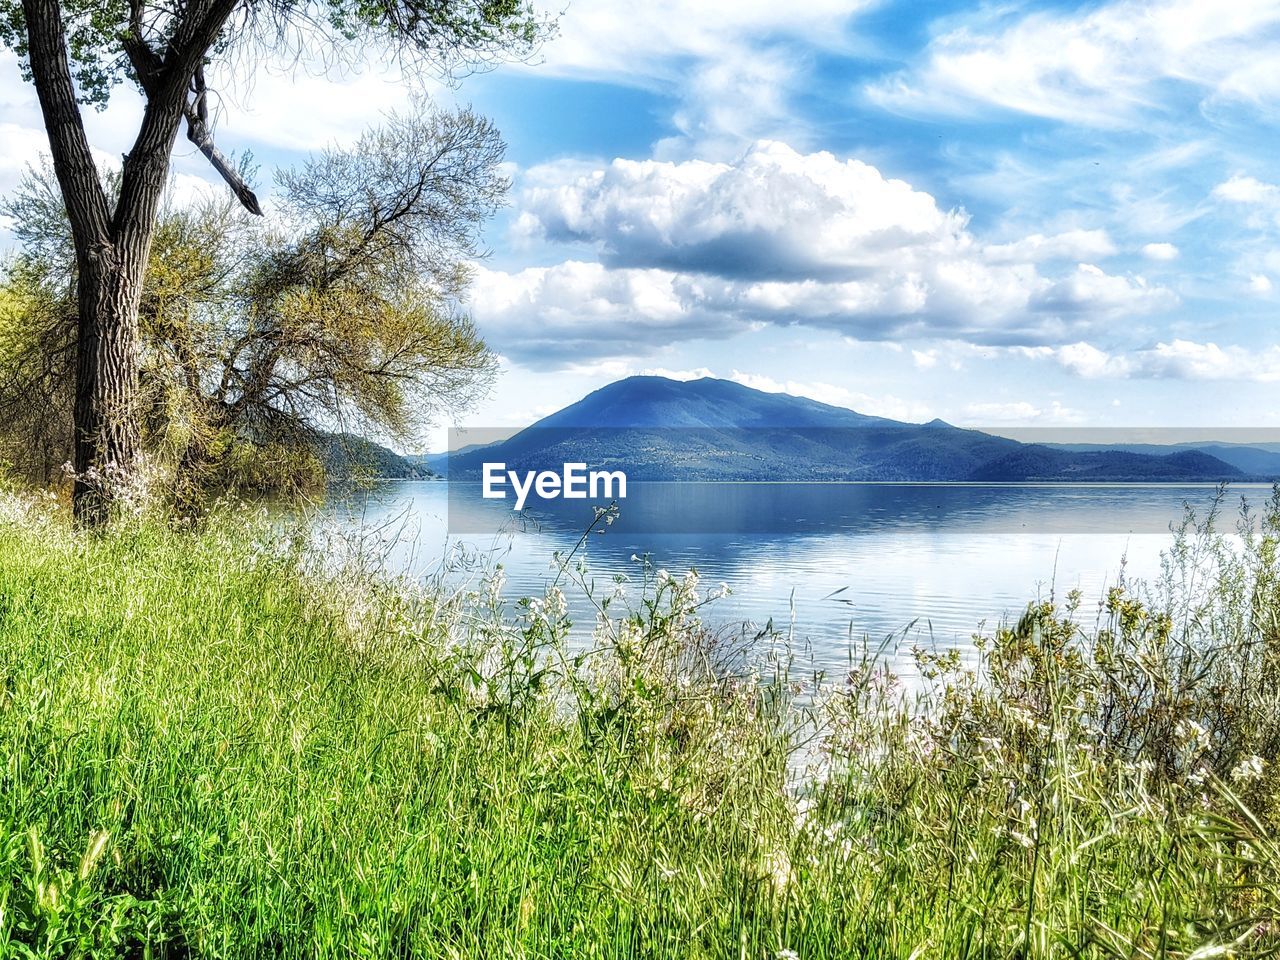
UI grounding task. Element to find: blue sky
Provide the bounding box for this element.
[4,0,1280,444]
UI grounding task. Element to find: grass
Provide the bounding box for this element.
[0,487,1279,958]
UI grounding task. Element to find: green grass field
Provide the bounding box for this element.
[1,487,1279,958]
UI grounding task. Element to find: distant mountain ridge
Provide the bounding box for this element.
[444,377,1262,483]
[1044,441,1280,478]
[323,433,435,481]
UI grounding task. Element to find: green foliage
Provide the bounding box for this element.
[0,0,132,106]
[2,488,1280,955]
[0,103,501,502]
[0,0,547,108]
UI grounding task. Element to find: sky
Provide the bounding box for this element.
[4,0,1280,446]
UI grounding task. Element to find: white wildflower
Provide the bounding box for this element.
[1231,755,1266,784]
[1175,719,1211,752]
[544,586,567,622]
[793,796,816,829]
[1009,830,1036,850]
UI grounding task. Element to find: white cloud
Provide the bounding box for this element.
[725,371,933,422]
[535,0,870,154]
[1030,263,1171,315]
[467,261,757,367]
[961,400,1084,425]
[488,142,1174,365]
[1212,174,1280,230]
[1138,339,1280,381]
[1017,341,1131,379]
[1028,338,1280,382]
[985,230,1116,263]
[515,141,974,279]
[202,56,434,152]
[636,366,717,381]
[1142,242,1180,260]
[0,122,57,210]
[868,0,1280,127]
[543,0,866,77]
[1250,273,1274,294]
[470,255,1170,367]
[1213,174,1280,205]
[911,349,939,369]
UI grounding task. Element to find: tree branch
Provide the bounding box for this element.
[121,0,164,95]
[185,66,262,216]
[114,0,241,248]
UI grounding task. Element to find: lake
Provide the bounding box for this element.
[328,481,1269,676]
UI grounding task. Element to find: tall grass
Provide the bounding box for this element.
[1,487,1279,958]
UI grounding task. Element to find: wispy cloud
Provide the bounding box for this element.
[867,0,1280,127]
[530,0,872,154]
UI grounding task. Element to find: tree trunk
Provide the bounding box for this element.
[71,245,146,525]
[20,0,239,524]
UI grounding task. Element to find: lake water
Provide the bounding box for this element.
[328,481,1268,676]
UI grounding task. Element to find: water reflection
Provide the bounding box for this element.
[329,481,1266,676]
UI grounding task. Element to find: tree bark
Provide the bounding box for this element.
[71,247,145,524]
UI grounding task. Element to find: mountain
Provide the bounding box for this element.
[415,442,495,477]
[323,433,435,481]
[446,377,1255,483]
[1047,442,1280,477]
[531,375,892,429]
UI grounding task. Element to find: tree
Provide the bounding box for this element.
[0,103,502,511]
[0,0,544,523]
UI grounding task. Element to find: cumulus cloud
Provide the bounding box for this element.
[1029,264,1170,315]
[471,257,1170,367]
[1213,174,1280,205]
[1027,339,1280,382]
[1212,174,1280,231]
[485,142,1174,366]
[867,0,1280,127]
[1137,339,1280,381]
[514,141,973,280]
[467,261,758,367]
[985,230,1117,263]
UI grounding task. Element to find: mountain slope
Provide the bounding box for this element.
[534,375,892,429]
[448,377,1251,483]
[323,433,434,481]
[1048,442,1280,477]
